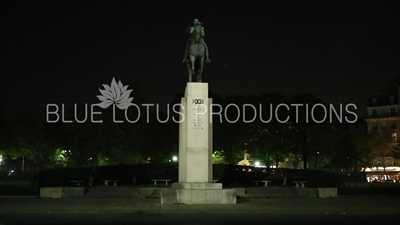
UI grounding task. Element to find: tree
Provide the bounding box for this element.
[286,93,335,169]
[212,150,226,164]
[144,110,178,163]
[213,94,249,164]
[369,130,396,168]
[57,80,151,167]
[103,81,149,165]
[246,93,290,168]
[391,143,400,160]
[349,123,374,170]
[1,108,60,171]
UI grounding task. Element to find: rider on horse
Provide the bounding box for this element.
[183,18,211,64]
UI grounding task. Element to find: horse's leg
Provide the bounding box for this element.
[190,55,196,72]
[203,42,211,63]
[198,57,204,82]
[186,62,192,82]
[189,55,196,81]
[195,66,200,83]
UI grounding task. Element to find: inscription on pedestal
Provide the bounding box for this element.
[187,96,207,149]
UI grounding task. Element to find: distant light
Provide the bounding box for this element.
[255,161,260,167]
[10,170,14,173]
[172,156,178,162]
[0,158,2,162]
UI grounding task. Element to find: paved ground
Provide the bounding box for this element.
[1,195,399,214]
[1,213,399,225]
[0,196,399,224]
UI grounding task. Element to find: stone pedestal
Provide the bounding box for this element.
[161,182,236,204]
[161,82,236,204]
[178,82,212,183]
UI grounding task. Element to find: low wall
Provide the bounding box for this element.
[293,187,318,198]
[140,187,168,198]
[232,188,246,197]
[317,188,337,198]
[289,187,337,198]
[40,187,84,198]
[141,187,337,199]
[243,187,337,198]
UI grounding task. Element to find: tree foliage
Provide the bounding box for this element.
[1,87,391,173]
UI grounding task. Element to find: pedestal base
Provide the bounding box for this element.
[172,182,222,190]
[161,182,237,204]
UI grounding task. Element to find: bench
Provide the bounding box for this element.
[70,180,83,186]
[252,180,271,187]
[152,179,171,185]
[293,180,306,188]
[102,180,119,186]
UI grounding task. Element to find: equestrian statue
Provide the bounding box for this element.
[183,18,211,82]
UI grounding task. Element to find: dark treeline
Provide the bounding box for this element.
[1,89,398,175]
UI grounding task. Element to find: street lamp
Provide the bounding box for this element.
[315,151,320,169]
[255,161,260,167]
[172,156,178,162]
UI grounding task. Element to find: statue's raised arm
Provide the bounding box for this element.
[186,26,192,35]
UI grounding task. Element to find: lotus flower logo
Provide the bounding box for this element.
[97,78,134,110]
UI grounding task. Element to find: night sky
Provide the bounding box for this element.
[1,0,399,119]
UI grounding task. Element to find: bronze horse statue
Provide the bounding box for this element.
[185,25,205,82]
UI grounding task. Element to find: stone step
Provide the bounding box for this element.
[244,187,298,198]
[85,193,141,196]
[85,194,142,198]
[85,187,140,197]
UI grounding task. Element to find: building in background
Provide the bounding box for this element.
[364,86,400,182]
[237,153,251,166]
